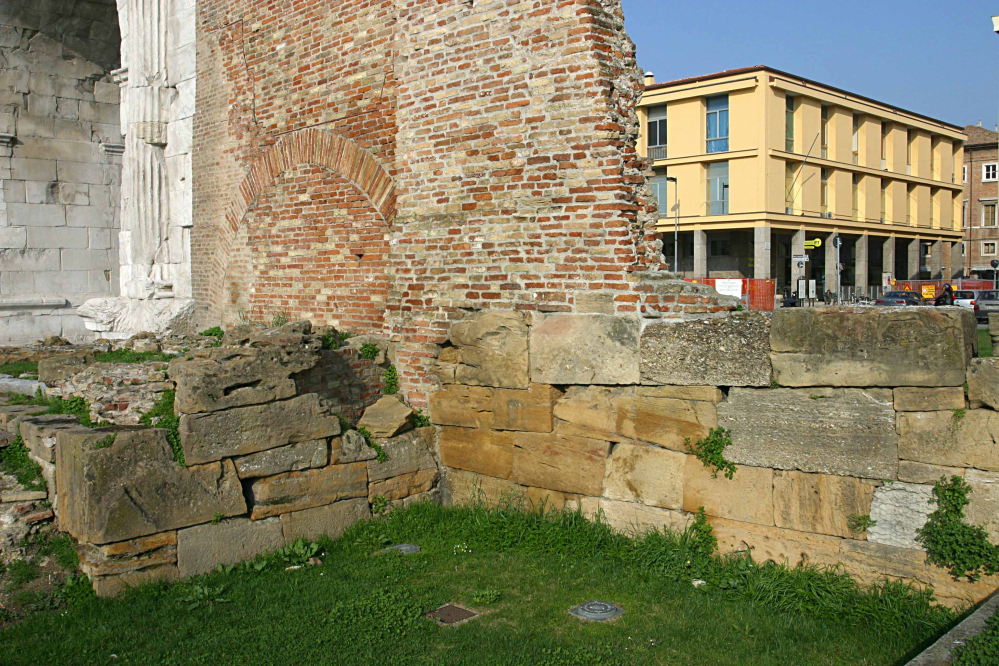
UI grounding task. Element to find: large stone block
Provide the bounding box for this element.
[440,427,515,479]
[866,482,934,550]
[898,410,999,471]
[280,498,371,544]
[232,439,329,479]
[429,384,559,432]
[446,468,522,507]
[177,517,285,577]
[438,310,530,389]
[78,532,178,578]
[37,351,94,383]
[356,396,414,439]
[773,470,876,538]
[893,387,965,412]
[168,346,318,414]
[553,386,717,452]
[512,432,611,496]
[366,427,437,482]
[967,358,999,411]
[602,442,685,510]
[18,414,78,463]
[248,463,367,519]
[683,458,774,526]
[718,388,898,480]
[179,394,341,465]
[707,516,844,569]
[0,404,48,428]
[369,469,438,502]
[92,565,180,598]
[898,461,965,484]
[56,427,246,544]
[964,469,999,542]
[770,307,975,387]
[529,314,640,385]
[573,496,691,536]
[640,312,772,387]
[331,430,378,464]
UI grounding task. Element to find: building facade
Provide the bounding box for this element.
[639,66,967,294]
[961,124,999,279]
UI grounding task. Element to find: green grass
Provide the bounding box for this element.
[0,431,46,491]
[138,390,183,466]
[0,501,956,666]
[0,361,38,377]
[978,329,993,358]
[94,350,178,364]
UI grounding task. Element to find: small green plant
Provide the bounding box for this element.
[274,539,321,566]
[211,512,225,525]
[734,304,745,312]
[770,378,779,388]
[339,331,354,342]
[336,414,353,432]
[472,589,502,604]
[6,559,40,589]
[0,361,38,377]
[952,408,967,427]
[371,494,389,516]
[917,476,999,580]
[413,409,431,428]
[357,426,388,463]
[46,534,79,571]
[271,312,289,327]
[359,343,380,360]
[953,610,999,665]
[686,427,737,480]
[139,390,183,466]
[178,584,230,610]
[57,574,95,607]
[0,430,46,491]
[384,365,399,395]
[848,514,877,535]
[199,326,224,347]
[93,434,116,450]
[321,332,340,350]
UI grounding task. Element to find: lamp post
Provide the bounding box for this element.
[666,176,678,273]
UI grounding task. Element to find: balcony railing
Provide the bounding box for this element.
[648,145,668,161]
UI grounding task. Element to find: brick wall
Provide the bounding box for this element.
[963,139,999,276]
[295,348,386,425]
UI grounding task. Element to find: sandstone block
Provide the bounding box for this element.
[770,307,976,387]
[967,358,999,411]
[522,486,577,512]
[683,458,774,526]
[179,394,341,465]
[898,461,966,484]
[37,351,94,383]
[56,428,246,544]
[177,517,285,576]
[602,442,685,510]
[369,469,438,502]
[92,565,180,598]
[366,428,436,482]
[331,430,377,464]
[356,396,414,438]
[965,469,999,542]
[512,432,611,496]
[773,470,876,538]
[248,463,367,519]
[0,404,48,428]
[529,314,640,385]
[232,439,329,479]
[446,468,522,506]
[718,388,898,480]
[866,482,934,550]
[898,410,999,471]
[893,387,965,412]
[280,498,371,544]
[429,384,559,432]
[440,427,515,479]
[345,335,393,365]
[708,516,844,569]
[575,497,691,536]
[553,386,717,452]
[18,414,78,463]
[78,532,178,578]
[640,312,772,387]
[442,310,530,389]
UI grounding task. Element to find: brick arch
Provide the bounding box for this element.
[210,129,396,311]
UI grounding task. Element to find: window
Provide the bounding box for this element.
[647,106,667,161]
[962,241,967,256]
[984,163,998,182]
[706,161,729,215]
[852,114,860,164]
[880,180,887,222]
[881,122,888,168]
[906,184,914,224]
[651,172,671,216]
[930,139,937,178]
[709,239,731,256]
[852,174,860,219]
[821,106,829,159]
[964,165,969,183]
[906,131,913,175]
[984,241,997,256]
[706,95,729,153]
[785,95,795,152]
[984,202,997,227]
[963,200,968,228]
[929,188,936,226]
[785,162,795,212]
[821,168,830,215]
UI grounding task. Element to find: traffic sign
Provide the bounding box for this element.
[792,254,809,262]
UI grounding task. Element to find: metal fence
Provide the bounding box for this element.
[684,278,777,311]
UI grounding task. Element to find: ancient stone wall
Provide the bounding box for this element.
[0,3,123,344]
[430,303,997,608]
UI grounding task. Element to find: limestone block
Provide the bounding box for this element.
[445,468,522,506]
[602,442,685,510]
[369,469,439,502]
[439,427,515,479]
[366,428,437,482]
[512,432,611,496]
[965,469,999,542]
[0,405,48,428]
[866,482,934,550]
[37,351,94,383]
[18,414,79,463]
[280,498,371,544]
[770,307,976,387]
[893,387,965,412]
[179,394,341,466]
[898,461,965,484]
[248,463,367,519]
[439,310,530,389]
[967,358,999,411]
[522,486,577,512]
[708,516,844,569]
[529,314,640,385]
[177,517,285,577]
[92,565,180,598]
[772,470,877,538]
[78,532,178,578]
[356,396,414,439]
[718,388,898,480]
[56,428,246,544]
[641,312,772,387]
[553,386,717,452]
[683,458,774,526]
[582,497,691,536]
[898,410,999,471]
[429,384,559,432]
[331,430,378,464]
[0,378,44,397]
[168,346,318,414]
[232,439,329,479]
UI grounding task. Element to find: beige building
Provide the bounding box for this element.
[639,66,967,294]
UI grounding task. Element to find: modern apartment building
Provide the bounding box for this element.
[961,124,999,279]
[638,66,967,293]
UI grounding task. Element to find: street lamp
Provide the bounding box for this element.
[665,176,678,273]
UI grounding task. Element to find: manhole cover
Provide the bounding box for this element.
[379,544,421,555]
[569,601,624,622]
[426,604,478,626]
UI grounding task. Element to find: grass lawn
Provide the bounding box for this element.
[978,328,993,358]
[0,361,38,377]
[0,502,956,666]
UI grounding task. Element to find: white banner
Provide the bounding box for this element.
[715,279,743,299]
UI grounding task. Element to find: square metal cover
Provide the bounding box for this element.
[426,604,478,626]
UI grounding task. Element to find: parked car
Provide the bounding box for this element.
[873,291,926,306]
[951,290,978,310]
[976,290,999,324]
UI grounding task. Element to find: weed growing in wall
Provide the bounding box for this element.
[356,426,388,463]
[92,434,116,450]
[384,366,399,395]
[848,514,877,535]
[918,476,999,580]
[371,495,389,515]
[359,343,380,360]
[686,427,737,480]
[321,332,341,350]
[413,410,430,428]
[0,429,46,492]
[139,390,184,466]
[271,312,289,327]
[199,327,224,347]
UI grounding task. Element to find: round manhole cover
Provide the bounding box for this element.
[379,543,421,555]
[569,601,624,622]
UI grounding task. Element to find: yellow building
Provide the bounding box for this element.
[639,66,967,294]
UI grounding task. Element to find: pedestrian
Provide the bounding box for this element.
[935,284,954,306]
[824,289,834,305]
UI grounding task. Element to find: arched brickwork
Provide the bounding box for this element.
[209,129,396,324]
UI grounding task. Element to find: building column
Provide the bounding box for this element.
[792,229,806,292]
[951,242,963,280]
[825,232,838,295]
[882,235,896,283]
[856,234,869,294]
[941,241,953,280]
[930,240,943,279]
[753,226,771,279]
[907,238,919,279]
[693,229,707,278]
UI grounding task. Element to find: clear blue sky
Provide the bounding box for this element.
[621,0,998,129]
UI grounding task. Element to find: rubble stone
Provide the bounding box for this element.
[529,314,640,385]
[356,396,414,439]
